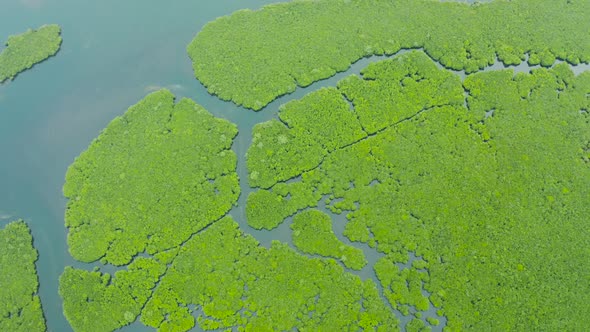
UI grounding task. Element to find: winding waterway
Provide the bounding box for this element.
[1,1,588,331]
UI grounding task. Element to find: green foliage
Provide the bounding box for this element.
[59,1,590,326]
[279,87,367,150]
[246,119,324,189]
[246,87,365,188]
[406,318,430,332]
[188,0,590,110]
[246,51,590,330]
[61,91,399,331]
[374,256,430,312]
[63,89,239,265]
[141,217,398,331]
[291,209,367,270]
[0,24,61,83]
[59,256,166,332]
[0,221,46,332]
[246,179,321,230]
[426,317,439,326]
[338,51,464,134]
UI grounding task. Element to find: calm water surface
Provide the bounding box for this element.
[0,1,288,331]
[1,1,589,331]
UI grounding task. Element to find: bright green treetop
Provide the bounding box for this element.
[247,51,590,330]
[59,0,590,331]
[188,0,589,110]
[63,89,239,266]
[291,209,367,270]
[60,91,398,331]
[0,24,62,83]
[0,220,46,332]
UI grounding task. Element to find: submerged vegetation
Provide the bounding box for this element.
[0,221,46,331]
[0,24,62,83]
[189,0,589,110]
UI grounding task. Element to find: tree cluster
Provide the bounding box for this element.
[0,221,46,332]
[291,209,367,270]
[246,51,590,330]
[188,0,589,110]
[63,89,240,266]
[0,24,61,83]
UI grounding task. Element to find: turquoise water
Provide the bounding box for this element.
[2,1,589,331]
[0,2,287,331]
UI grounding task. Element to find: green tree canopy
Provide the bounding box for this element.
[246,51,590,330]
[189,0,589,110]
[63,89,239,266]
[59,0,590,330]
[0,24,62,83]
[0,220,46,332]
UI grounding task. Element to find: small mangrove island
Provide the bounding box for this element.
[0,24,62,83]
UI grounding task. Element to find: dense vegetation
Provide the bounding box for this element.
[246,51,590,330]
[141,217,396,331]
[0,221,46,331]
[63,89,239,266]
[61,52,590,331]
[60,254,167,331]
[0,24,62,83]
[291,209,367,270]
[59,91,398,331]
[188,0,589,110]
[61,216,397,331]
[59,0,590,331]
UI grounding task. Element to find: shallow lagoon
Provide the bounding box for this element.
[1,1,589,331]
